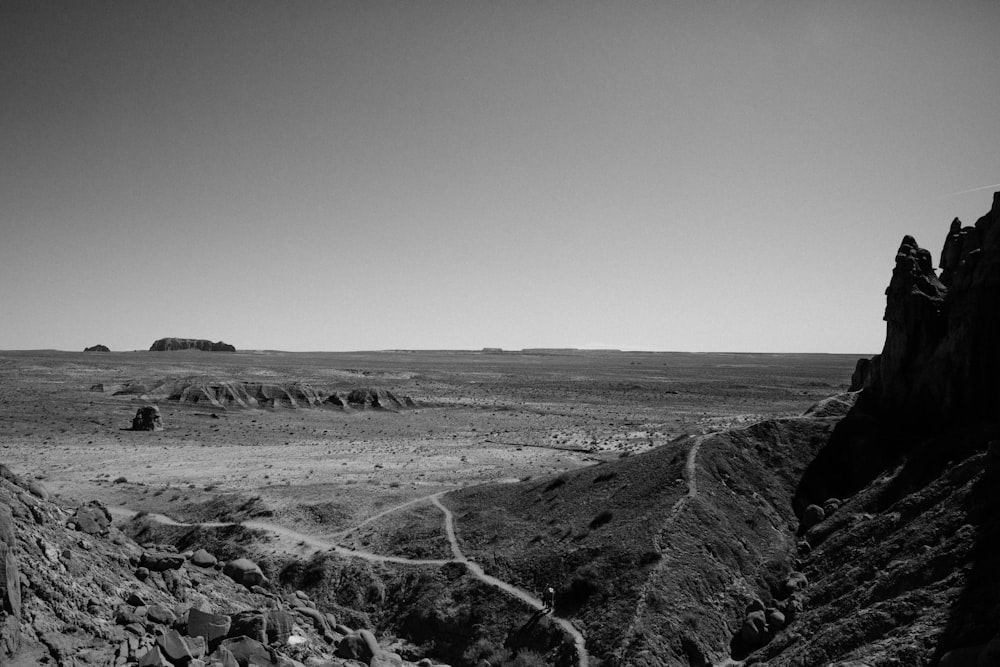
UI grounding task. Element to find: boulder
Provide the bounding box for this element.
[156,629,205,663]
[137,646,170,667]
[229,609,267,643]
[27,481,47,500]
[801,504,825,530]
[740,610,768,646]
[187,607,231,651]
[782,572,809,598]
[71,504,111,535]
[141,551,185,572]
[371,651,404,667]
[267,609,296,644]
[766,608,786,631]
[206,645,240,667]
[84,345,110,352]
[146,603,176,625]
[223,558,265,588]
[190,548,217,568]
[294,606,329,633]
[132,405,164,431]
[219,636,273,666]
[336,632,376,662]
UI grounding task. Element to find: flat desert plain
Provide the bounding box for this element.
[0,349,859,552]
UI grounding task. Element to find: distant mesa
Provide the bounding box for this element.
[113,378,416,410]
[84,344,110,352]
[149,338,236,352]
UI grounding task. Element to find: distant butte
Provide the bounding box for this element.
[149,338,236,352]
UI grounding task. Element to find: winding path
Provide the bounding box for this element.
[431,496,589,667]
[111,491,590,666]
[616,434,707,663]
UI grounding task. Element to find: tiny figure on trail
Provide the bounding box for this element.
[543,585,556,613]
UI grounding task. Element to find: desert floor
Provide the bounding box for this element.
[0,348,859,545]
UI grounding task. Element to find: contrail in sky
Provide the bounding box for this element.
[939,183,1000,198]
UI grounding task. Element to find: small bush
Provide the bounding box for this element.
[512,650,548,667]
[544,475,568,492]
[463,638,511,666]
[589,510,614,529]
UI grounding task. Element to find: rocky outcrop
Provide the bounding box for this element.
[149,338,236,352]
[775,194,1000,665]
[84,345,110,352]
[853,192,1000,426]
[131,406,164,431]
[114,378,417,410]
[0,462,443,666]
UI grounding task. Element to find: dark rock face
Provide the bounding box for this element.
[84,344,110,352]
[855,192,1000,426]
[779,194,1000,666]
[149,338,236,352]
[131,406,163,431]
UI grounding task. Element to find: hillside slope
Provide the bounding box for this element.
[760,194,1000,665]
[447,410,842,666]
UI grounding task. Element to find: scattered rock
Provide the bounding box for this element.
[801,504,825,530]
[740,610,768,646]
[782,572,809,598]
[229,609,268,643]
[223,558,265,588]
[190,548,217,568]
[141,551,185,572]
[219,636,272,666]
[132,406,164,431]
[71,503,111,535]
[187,607,231,652]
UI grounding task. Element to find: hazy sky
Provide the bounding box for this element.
[3,1,998,353]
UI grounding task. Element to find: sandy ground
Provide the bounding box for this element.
[0,349,857,538]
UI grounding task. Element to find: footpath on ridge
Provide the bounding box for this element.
[113,433,712,667]
[111,486,594,667]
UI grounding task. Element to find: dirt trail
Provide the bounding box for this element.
[431,496,590,667]
[617,434,709,663]
[108,507,451,565]
[112,495,590,666]
[330,491,446,538]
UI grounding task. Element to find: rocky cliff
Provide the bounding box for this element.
[851,191,1000,425]
[149,339,236,352]
[775,194,1000,666]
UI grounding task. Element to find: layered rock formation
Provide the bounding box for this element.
[113,379,416,410]
[149,339,236,352]
[851,191,1000,425]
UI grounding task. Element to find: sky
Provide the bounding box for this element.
[2,1,999,353]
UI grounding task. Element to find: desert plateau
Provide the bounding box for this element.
[4,194,1000,667]
[4,3,1000,665]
